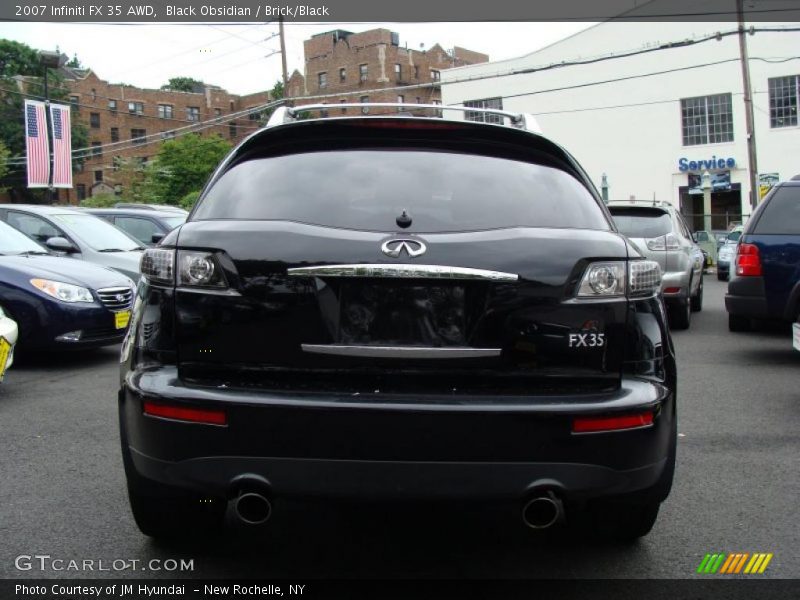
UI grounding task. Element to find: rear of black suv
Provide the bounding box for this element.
[119,115,677,540]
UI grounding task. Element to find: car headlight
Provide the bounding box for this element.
[30,278,94,303]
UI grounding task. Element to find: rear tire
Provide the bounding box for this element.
[669,298,691,330]
[717,272,728,281]
[588,500,661,541]
[690,276,703,312]
[728,313,751,332]
[128,485,225,540]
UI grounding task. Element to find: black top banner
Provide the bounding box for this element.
[3,0,800,22]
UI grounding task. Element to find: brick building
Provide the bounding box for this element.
[292,29,489,115]
[37,67,275,204]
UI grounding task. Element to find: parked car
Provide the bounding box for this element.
[0,304,18,382]
[726,178,800,331]
[0,205,143,282]
[691,230,716,266]
[120,104,676,542]
[0,220,135,351]
[609,201,704,329]
[86,208,187,246]
[716,225,744,281]
[113,203,188,214]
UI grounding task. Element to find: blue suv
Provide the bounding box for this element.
[726,177,800,331]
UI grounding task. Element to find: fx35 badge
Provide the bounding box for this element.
[568,333,605,348]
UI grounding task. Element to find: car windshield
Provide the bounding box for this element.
[0,220,49,255]
[609,209,672,239]
[51,213,141,252]
[193,150,609,232]
[161,215,187,229]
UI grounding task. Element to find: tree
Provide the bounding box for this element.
[144,134,231,205]
[160,77,204,92]
[0,140,10,191]
[270,79,284,100]
[66,54,82,68]
[0,40,88,201]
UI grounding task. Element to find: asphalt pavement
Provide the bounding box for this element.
[1,278,798,580]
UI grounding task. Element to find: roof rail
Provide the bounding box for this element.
[266,103,541,133]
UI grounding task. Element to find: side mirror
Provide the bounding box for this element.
[151,233,165,244]
[45,236,77,253]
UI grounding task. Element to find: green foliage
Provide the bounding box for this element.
[78,192,117,207]
[179,190,201,210]
[160,77,203,92]
[271,80,284,100]
[0,140,9,191]
[144,134,230,205]
[0,40,41,79]
[66,54,81,68]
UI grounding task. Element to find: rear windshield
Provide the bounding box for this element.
[193,150,608,233]
[609,209,672,239]
[752,186,800,234]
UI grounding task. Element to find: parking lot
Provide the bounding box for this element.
[0,278,797,580]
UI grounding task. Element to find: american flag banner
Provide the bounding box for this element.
[24,100,50,188]
[49,103,73,188]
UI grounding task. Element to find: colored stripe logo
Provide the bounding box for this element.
[697,552,773,574]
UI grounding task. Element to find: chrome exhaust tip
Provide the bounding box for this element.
[234,492,272,525]
[522,492,564,529]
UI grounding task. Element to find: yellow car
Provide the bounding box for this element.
[0,305,18,382]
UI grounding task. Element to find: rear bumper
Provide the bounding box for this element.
[725,276,771,319]
[120,367,675,502]
[661,270,691,299]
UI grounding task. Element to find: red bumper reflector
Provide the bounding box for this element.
[663,287,681,294]
[573,411,653,433]
[143,401,227,425]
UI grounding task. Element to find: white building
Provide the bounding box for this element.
[441,20,800,231]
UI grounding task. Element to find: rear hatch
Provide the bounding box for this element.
[173,119,630,396]
[609,206,672,274]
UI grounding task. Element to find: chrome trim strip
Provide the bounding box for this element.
[175,286,242,297]
[287,264,518,282]
[301,345,502,359]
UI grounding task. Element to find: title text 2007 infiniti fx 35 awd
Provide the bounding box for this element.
[119,105,676,541]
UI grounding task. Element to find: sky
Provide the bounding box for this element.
[0,22,594,95]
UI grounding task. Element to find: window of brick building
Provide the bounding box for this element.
[131,128,146,144]
[395,64,402,81]
[69,95,80,112]
[76,184,86,200]
[340,99,347,114]
[397,95,405,111]
[359,64,368,82]
[318,72,327,89]
[186,106,200,122]
[158,104,174,119]
[160,131,176,140]
[430,69,441,81]
[214,108,222,117]
[110,127,119,142]
[108,99,117,114]
[414,65,419,79]
[91,141,102,158]
[128,101,144,115]
[229,121,237,138]
[94,170,103,183]
[90,112,100,128]
[339,68,346,82]
[360,95,369,114]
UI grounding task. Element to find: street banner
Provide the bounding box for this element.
[24,99,50,188]
[49,103,73,188]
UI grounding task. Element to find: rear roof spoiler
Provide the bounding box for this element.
[266,104,542,134]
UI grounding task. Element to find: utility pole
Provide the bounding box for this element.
[278,15,288,93]
[737,0,759,212]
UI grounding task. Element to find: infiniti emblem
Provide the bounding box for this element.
[381,238,427,258]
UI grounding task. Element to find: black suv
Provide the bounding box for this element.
[120,105,677,541]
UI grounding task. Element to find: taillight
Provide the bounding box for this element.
[577,260,661,298]
[735,243,762,277]
[572,411,654,434]
[141,248,228,288]
[646,233,680,251]
[143,401,227,425]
